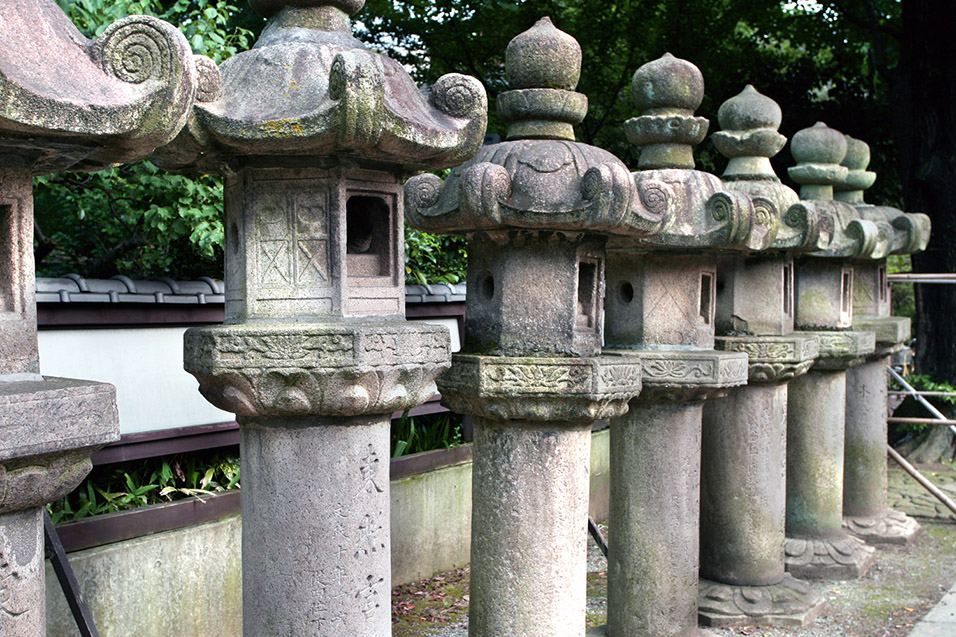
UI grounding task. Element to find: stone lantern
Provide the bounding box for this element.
[697,86,825,628]
[599,55,758,637]
[405,18,650,637]
[834,135,930,544]
[784,122,879,580]
[154,1,487,634]
[0,3,202,633]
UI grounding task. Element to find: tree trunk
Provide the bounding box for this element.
[897,1,956,383]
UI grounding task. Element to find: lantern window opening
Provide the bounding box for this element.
[783,262,794,318]
[0,202,16,314]
[700,271,715,325]
[346,194,391,278]
[841,267,854,321]
[576,259,599,330]
[879,264,888,303]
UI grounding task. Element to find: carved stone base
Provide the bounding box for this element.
[784,534,876,580]
[698,574,824,628]
[844,508,921,546]
[439,353,642,422]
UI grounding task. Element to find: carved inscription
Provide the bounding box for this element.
[358,574,385,621]
[359,444,384,495]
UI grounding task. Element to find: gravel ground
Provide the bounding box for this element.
[392,466,956,637]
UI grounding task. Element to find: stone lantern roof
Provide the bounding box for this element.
[711,85,822,251]
[834,135,931,255]
[405,17,664,238]
[155,0,487,173]
[619,56,778,251]
[0,0,205,173]
[787,122,896,259]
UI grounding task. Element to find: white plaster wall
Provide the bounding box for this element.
[38,327,233,435]
[37,318,460,436]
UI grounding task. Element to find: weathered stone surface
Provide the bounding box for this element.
[851,261,894,319]
[702,383,789,587]
[786,368,876,579]
[0,508,44,636]
[609,401,704,636]
[835,135,931,255]
[460,231,606,357]
[788,122,849,202]
[0,165,40,377]
[787,370,847,537]
[621,57,777,252]
[600,349,747,403]
[795,258,859,329]
[788,125,896,261]
[844,355,921,545]
[803,329,875,370]
[164,2,486,634]
[698,573,823,628]
[405,135,662,238]
[469,418,592,637]
[241,417,391,636]
[0,4,202,634]
[605,253,718,349]
[784,534,876,580]
[712,85,814,251]
[0,2,207,173]
[437,353,640,423]
[603,56,770,637]
[156,2,486,173]
[0,377,117,465]
[185,321,448,418]
[715,334,818,382]
[843,508,921,546]
[409,19,644,636]
[221,165,413,321]
[626,53,708,170]
[715,254,796,337]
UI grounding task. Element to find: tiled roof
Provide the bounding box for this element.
[36,276,466,304]
[36,275,224,305]
[404,283,467,304]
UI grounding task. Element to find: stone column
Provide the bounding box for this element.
[600,54,756,637]
[405,19,651,636]
[157,2,487,634]
[835,136,927,545]
[784,123,877,580]
[0,6,203,633]
[698,86,827,628]
[699,334,821,627]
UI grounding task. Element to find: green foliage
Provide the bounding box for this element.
[889,373,956,436]
[55,0,259,62]
[47,408,467,521]
[404,228,468,285]
[887,254,915,321]
[47,450,240,524]
[35,163,225,279]
[391,411,464,458]
[36,1,263,279]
